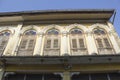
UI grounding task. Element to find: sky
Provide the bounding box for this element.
[0,0,120,36]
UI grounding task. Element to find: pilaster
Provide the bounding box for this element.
[12,23,23,56]
[4,23,23,56]
[33,32,44,56]
[108,30,120,53]
[61,31,69,55]
[85,31,98,55]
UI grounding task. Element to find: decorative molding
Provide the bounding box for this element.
[66,23,87,32]
[89,23,110,32]
[0,28,15,34]
[21,25,39,34]
[43,24,62,33]
[108,30,115,35]
[85,30,92,36]
[38,32,44,37]
[62,31,68,36]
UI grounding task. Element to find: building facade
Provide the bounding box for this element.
[0,10,120,80]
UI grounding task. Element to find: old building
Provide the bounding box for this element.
[0,9,120,80]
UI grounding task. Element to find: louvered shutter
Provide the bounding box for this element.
[96,39,103,48]
[72,39,77,48]
[46,39,51,48]
[79,39,85,48]
[0,40,7,50]
[28,39,35,49]
[53,39,59,48]
[103,38,111,48]
[20,39,27,49]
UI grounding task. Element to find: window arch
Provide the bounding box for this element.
[93,28,114,54]
[44,29,60,56]
[17,30,36,56]
[0,30,11,55]
[69,28,87,55]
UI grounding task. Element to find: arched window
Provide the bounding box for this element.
[17,30,36,56]
[44,29,60,56]
[0,31,11,55]
[93,28,114,54]
[70,28,87,55]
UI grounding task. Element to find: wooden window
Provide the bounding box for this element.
[70,28,87,55]
[103,38,111,48]
[94,28,113,54]
[46,39,51,48]
[45,29,60,49]
[70,29,86,49]
[28,39,35,49]
[0,31,10,55]
[53,39,59,48]
[20,38,35,50]
[96,39,103,48]
[71,39,85,49]
[94,29,112,48]
[18,30,36,56]
[19,30,36,50]
[45,38,59,49]
[20,40,27,49]
[79,39,85,48]
[44,29,60,56]
[72,39,77,48]
[0,40,7,50]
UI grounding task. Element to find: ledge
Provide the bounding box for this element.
[0,54,120,65]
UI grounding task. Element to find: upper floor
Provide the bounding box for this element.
[0,22,120,56]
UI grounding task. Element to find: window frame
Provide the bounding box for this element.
[19,35,36,50]
[44,29,60,56]
[18,30,36,56]
[93,28,114,54]
[45,36,60,49]
[69,28,87,55]
[0,30,11,55]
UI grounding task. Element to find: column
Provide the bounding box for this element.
[63,71,70,80]
[85,31,98,55]
[0,68,4,80]
[33,32,44,56]
[61,31,69,55]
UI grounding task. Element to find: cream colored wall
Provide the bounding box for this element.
[0,22,120,56]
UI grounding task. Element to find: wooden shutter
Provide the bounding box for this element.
[53,39,59,48]
[0,40,7,50]
[79,39,85,48]
[96,39,103,48]
[46,39,51,48]
[28,39,34,49]
[72,39,77,48]
[103,38,111,48]
[20,39,27,49]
